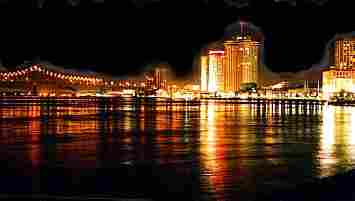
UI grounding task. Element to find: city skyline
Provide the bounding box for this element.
[0,6,353,76]
[0,29,353,82]
[0,6,355,201]
[0,29,353,85]
[0,24,351,84]
[0,32,352,101]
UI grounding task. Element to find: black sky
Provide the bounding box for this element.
[0,0,354,77]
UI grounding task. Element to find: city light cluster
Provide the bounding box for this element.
[200,30,355,103]
[323,37,355,101]
[0,64,172,98]
[201,32,261,95]
[0,30,354,103]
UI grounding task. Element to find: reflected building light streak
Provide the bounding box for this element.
[207,103,216,148]
[267,103,273,118]
[139,111,145,132]
[322,106,335,151]
[199,102,218,194]
[291,104,296,115]
[344,107,355,165]
[350,107,355,146]
[123,112,131,132]
[319,105,336,177]
[28,119,41,168]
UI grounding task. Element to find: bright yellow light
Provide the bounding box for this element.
[239,93,249,99]
[350,107,355,145]
[201,56,208,91]
[322,106,335,149]
[208,51,224,92]
[191,85,200,91]
[122,89,135,96]
[198,102,218,181]
[156,89,169,98]
[319,105,336,177]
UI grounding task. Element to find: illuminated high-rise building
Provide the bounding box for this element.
[154,67,169,89]
[200,56,209,92]
[224,35,260,92]
[208,50,225,92]
[323,37,355,99]
[335,38,355,69]
[322,66,355,99]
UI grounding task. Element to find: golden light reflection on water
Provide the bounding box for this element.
[350,109,355,146]
[2,99,355,200]
[319,105,336,177]
[319,105,355,177]
[27,111,41,168]
[199,101,225,199]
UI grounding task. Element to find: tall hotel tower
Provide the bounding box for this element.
[224,35,260,92]
[200,22,261,93]
[323,37,355,98]
[335,38,355,69]
[208,50,225,92]
[200,56,209,92]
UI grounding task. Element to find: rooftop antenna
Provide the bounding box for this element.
[240,20,244,38]
[240,20,248,39]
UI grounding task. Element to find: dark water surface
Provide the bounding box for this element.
[0,98,354,201]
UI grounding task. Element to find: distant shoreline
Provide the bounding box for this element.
[3,96,355,107]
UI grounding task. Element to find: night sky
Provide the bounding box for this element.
[0,0,354,77]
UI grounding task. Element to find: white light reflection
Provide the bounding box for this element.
[350,107,355,146]
[348,107,355,163]
[199,102,218,195]
[319,105,335,177]
[206,102,217,161]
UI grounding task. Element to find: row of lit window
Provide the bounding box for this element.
[333,71,352,77]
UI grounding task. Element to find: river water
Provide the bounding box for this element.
[0,98,354,201]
